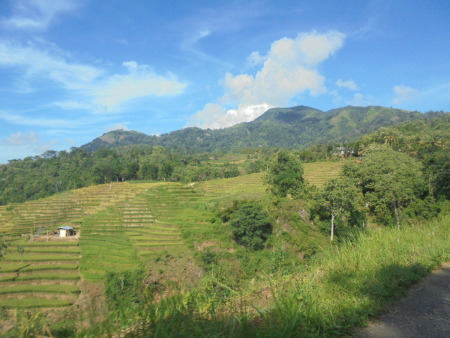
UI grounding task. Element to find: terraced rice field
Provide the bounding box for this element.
[0,181,214,307]
[0,182,152,308]
[0,161,344,309]
[198,161,344,195]
[303,161,344,187]
[126,183,214,260]
[0,239,81,308]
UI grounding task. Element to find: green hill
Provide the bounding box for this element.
[81,105,425,152]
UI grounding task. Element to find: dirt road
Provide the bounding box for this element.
[355,262,450,337]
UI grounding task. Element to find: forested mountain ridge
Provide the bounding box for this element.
[1,106,447,206]
[81,105,425,152]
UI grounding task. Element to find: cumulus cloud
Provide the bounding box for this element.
[190,103,272,129]
[190,30,345,129]
[2,0,77,30]
[393,85,419,104]
[336,79,359,91]
[246,51,266,67]
[224,31,344,106]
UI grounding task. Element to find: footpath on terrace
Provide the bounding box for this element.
[356,262,450,338]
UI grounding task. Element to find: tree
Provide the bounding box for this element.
[264,150,305,198]
[343,145,426,227]
[320,177,363,241]
[228,201,273,250]
[425,149,450,200]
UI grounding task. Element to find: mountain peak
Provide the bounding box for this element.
[82,106,427,153]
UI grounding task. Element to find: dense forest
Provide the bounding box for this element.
[0,146,265,204]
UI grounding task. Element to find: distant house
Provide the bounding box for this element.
[57,226,76,238]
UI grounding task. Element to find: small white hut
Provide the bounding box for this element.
[56,226,76,238]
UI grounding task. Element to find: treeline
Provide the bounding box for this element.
[259,115,450,242]
[1,113,448,206]
[0,145,272,205]
[336,114,450,200]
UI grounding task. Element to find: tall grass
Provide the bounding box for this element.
[92,214,449,337]
[249,214,450,336]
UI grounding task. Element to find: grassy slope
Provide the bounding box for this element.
[99,215,449,337]
[3,160,448,337]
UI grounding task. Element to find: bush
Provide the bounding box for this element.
[105,269,146,310]
[229,201,273,250]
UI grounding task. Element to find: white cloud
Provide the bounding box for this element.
[0,41,102,90]
[349,93,373,106]
[190,103,272,129]
[2,0,77,30]
[240,31,343,104]
[336,79,359,91]
[122,60,138,72]
[93,62,187,112]
[223,31,345,107]
[0,110,87,128]
[246,51,266,67]
[0,131,60,163]
[1,132,39,146]
[190,30,345,129]
[0,43,187,113]
[393,85,419,104]
[106,123,129,132]
[53,100,93,110]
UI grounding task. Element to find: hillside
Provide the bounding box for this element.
[81,105,425,152]
[0,161,448,336]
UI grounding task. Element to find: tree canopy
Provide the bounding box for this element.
[264,150,305,198]
[343,145,426,226]
[319,177,364,241]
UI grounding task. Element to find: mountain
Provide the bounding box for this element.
[82,105,425,152]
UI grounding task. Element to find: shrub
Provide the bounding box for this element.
[229,201,273,250]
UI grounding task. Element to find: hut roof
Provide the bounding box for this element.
[57,226,74,230]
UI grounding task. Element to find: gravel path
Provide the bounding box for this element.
[355,262,450,337]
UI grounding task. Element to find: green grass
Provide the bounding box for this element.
[9,240,79,247]
[249,216,450,336]
[10,247,81,254]
[16,271,80,281]
[80,206,141,280]
[4,254,79,261]
[91,214,450,337]
[0,262,29,272]
[0,298,75,308]
[20,263,78,272]
[0,275,17,282]
[0,284,80,295]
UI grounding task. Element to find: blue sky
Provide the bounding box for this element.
[0,0,449,163]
